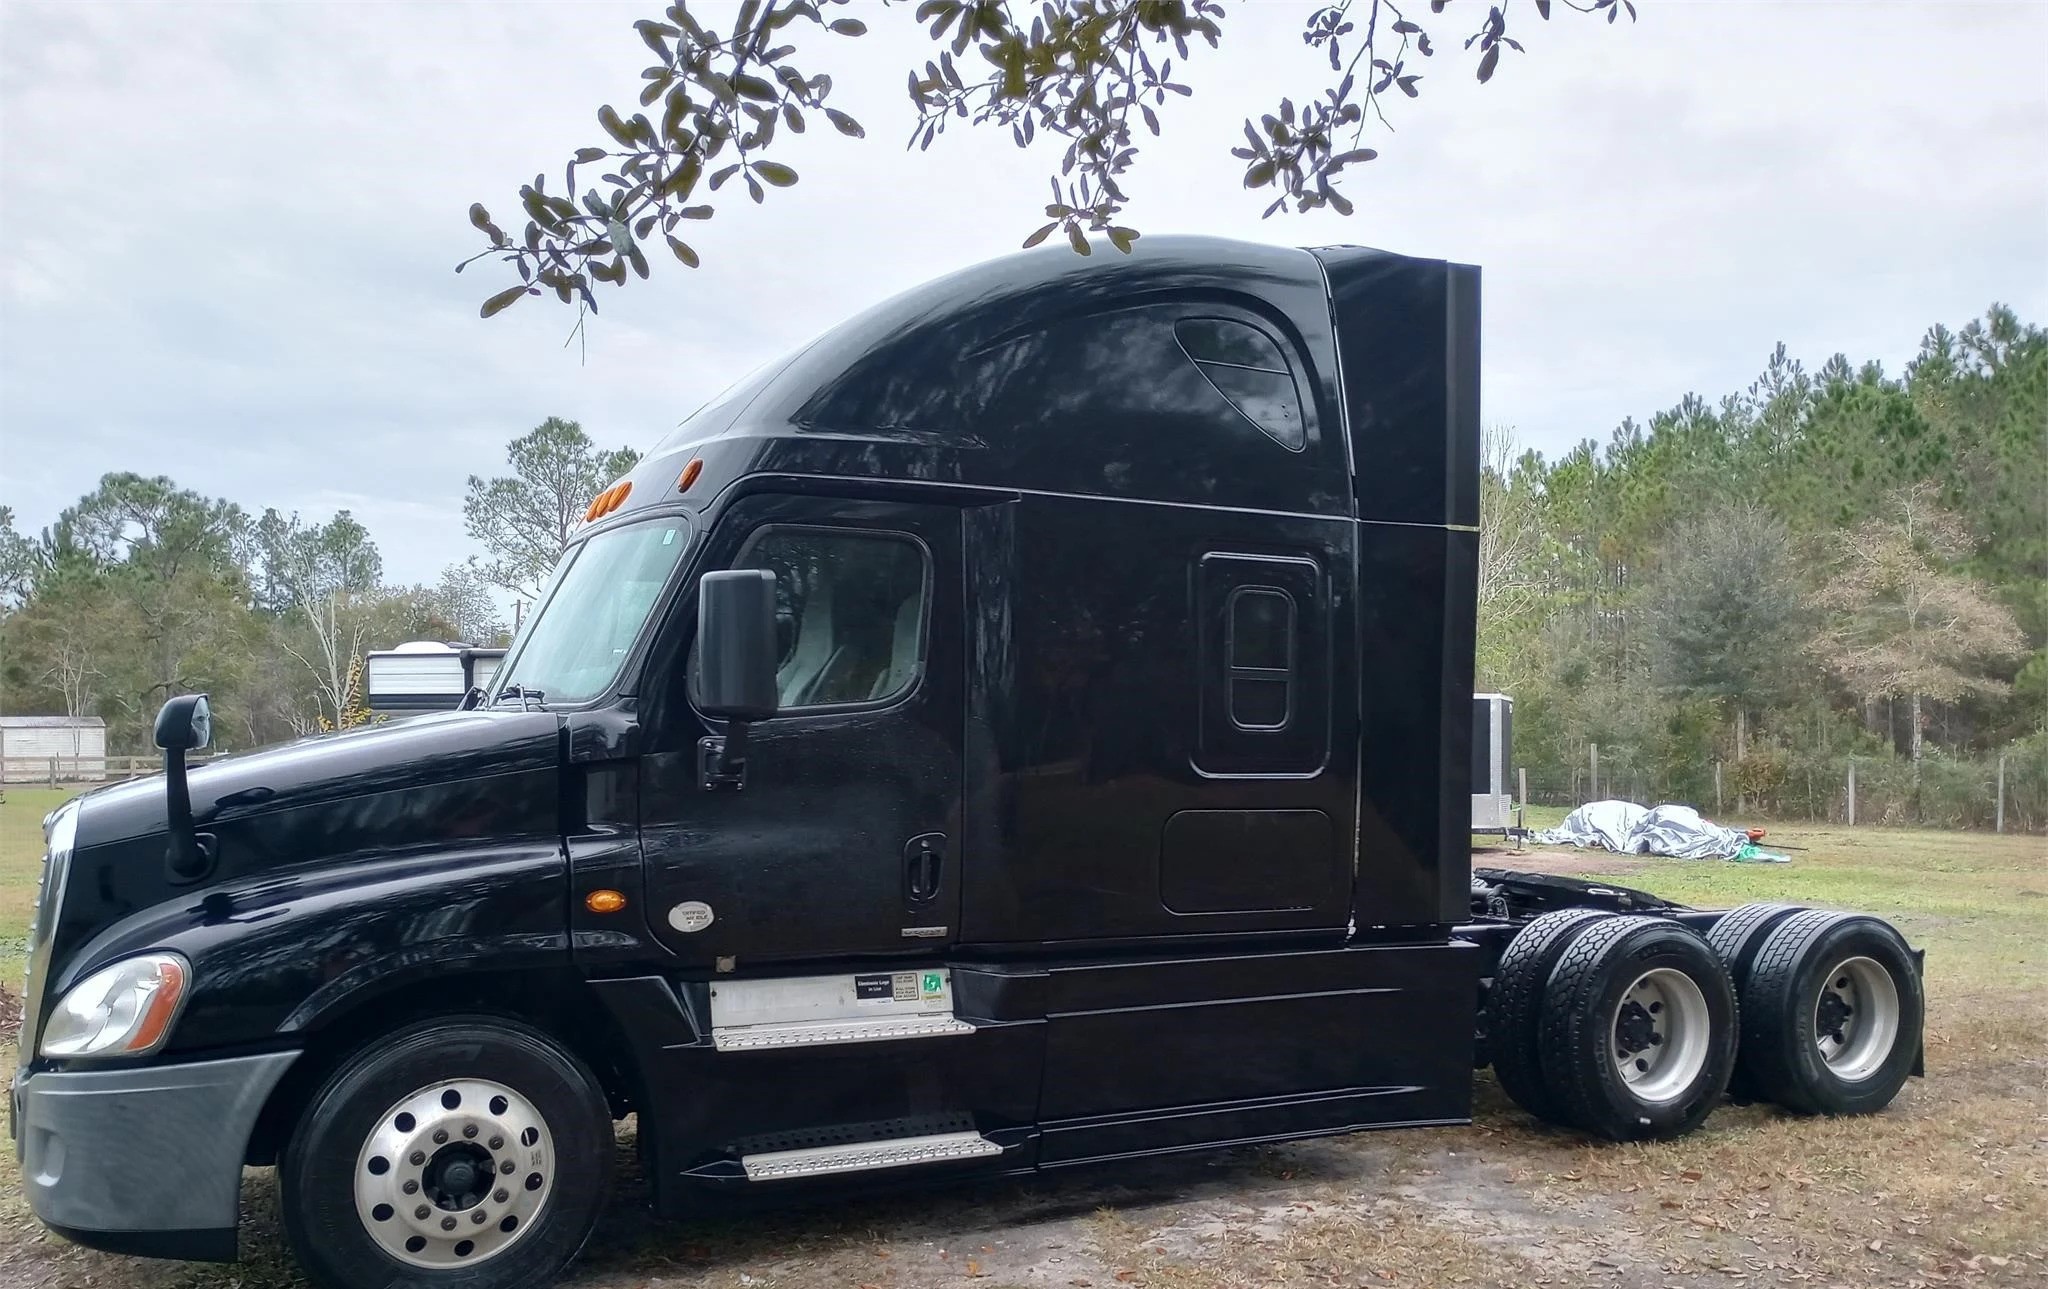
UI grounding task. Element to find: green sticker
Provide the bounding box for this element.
[922,972,943,996]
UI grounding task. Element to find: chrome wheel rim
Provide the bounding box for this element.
[353,1079,555,1269]
[1814,955,1900,1081]
[1611,967,1711,1104]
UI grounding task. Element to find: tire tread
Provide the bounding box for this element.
[1487,908,1613,1126]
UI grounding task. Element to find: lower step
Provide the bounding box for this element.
[741,1131,1002,1181]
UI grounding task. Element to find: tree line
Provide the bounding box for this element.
[0,419,637,752]
[1482,304,2045,830]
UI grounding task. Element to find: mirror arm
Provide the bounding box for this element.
[162,746,216,883]
[698,720,752,792]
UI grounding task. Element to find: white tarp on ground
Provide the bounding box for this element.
[1535,801,1767,860]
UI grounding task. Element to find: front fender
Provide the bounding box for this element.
[51,845,569,1060]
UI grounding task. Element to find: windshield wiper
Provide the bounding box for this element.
[493,684,548,710]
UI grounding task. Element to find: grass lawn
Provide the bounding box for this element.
[0,786,2041,1288]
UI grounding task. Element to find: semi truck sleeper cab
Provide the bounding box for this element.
[12,237,1926,1289]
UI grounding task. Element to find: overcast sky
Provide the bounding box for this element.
[3,1,2044,586]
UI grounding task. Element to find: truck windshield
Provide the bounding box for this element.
[494,518,691,705]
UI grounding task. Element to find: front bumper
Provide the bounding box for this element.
[13,1049,298,1263]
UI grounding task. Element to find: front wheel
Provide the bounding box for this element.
[280,1017,613,1289]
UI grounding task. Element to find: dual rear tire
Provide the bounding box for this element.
[1488,905,1922,1139]
[1490,911,1736,1140]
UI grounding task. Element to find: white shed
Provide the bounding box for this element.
[1,716,108,783]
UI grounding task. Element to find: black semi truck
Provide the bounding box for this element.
[13,238,1924,1289]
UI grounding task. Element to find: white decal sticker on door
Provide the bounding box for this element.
[668,901,715,933]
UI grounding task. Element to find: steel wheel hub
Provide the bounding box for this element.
[1611,967,1710,1105]
[1814,955,1900,1081]
[353,1079,555,1268]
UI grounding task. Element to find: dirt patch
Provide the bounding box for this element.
[0,985,20,1045]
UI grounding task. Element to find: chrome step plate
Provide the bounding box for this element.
[710,969,972,1052]
[741,1131,1001,1181]
[713,1014,974,1051]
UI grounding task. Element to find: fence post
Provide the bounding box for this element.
[1518,766,1528,812]
[48,756,58,787]
[1995,753,2006,834]
[1590,743,1600,802]
[1847,761,1857,827]
[1714,761,1723,816]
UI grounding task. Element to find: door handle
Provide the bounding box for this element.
[904,833,945,903]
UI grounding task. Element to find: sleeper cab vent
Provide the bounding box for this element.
[1175,317,1305,451]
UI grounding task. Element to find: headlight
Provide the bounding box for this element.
[39,952,190,1059]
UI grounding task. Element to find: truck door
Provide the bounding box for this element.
[639,494,963,966]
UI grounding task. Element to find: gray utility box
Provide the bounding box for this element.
[1471,693,1514,832]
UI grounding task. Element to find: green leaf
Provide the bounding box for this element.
[468,203,494,230]
[660,156,701,198]
[598,105,635,147]
[753,161,798,187]
[1106,226,1139,253]
[1477,44,1500,83]
[825,109,865,138]
[573,147,608,164]
[678,204,714,219]
[731,73,777,102]
[667,236,701,268]
[480,285,529,319]
[828,17,866,35]
[1244,159,1277,188]
[662,87,692,143]
[635,19,672,56]
[1022,221,1058,248]
[1066,224,1091,256]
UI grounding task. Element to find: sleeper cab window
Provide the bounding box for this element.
[703,527,931,711]
[1175,317,1307,451]
[1225,586,1295,730]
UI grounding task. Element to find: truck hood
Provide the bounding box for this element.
[73,709,563,847]
[39,710,565,983]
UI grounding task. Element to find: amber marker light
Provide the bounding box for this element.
[585,889,628,914]
[126,957,188,1053]
[583,481,634,522]
[676,458,703,493]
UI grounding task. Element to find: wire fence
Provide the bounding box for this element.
[1521,743,2047,834]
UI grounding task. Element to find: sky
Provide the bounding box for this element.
[2,1,2044,587]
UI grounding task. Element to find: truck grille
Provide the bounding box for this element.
[16,833,70,1065]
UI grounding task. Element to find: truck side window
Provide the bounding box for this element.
[1226,587,1294,730]
[724,527,931,710]
[1174,317,1306,450]
[1196,553,1328,777]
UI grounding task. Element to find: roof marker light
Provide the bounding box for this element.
[677,458,703,494]
[583,480,633,523]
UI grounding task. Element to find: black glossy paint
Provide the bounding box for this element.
[25,236,1496,1255]
[37,713,568,1060]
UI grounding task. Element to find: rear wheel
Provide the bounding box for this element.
[1704,902,1807,1100]
[280,1017,613,1289]
[1486,908,1614,1127]
[1538,915,1737,1140]
[1737,910,1923,1115]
